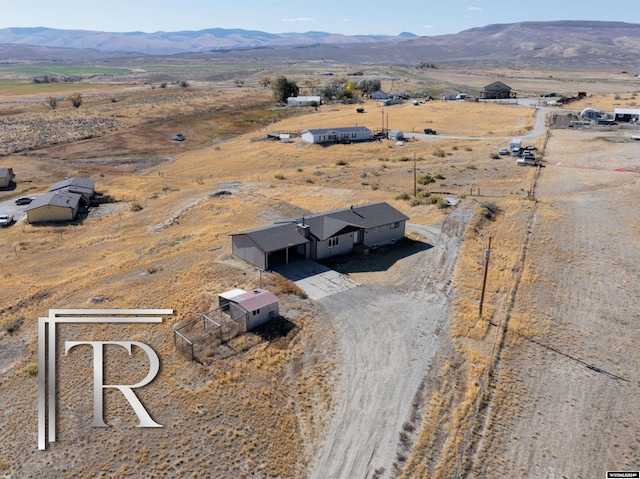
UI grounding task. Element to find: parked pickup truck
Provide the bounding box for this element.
[423,128,437,135]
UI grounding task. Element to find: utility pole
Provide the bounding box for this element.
[478,235,492,317]
[413,153,417,197]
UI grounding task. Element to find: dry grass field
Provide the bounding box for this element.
[0,64,639,478]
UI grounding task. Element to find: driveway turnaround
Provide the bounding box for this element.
[274,260,360,300]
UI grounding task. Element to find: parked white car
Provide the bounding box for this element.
[0,213,14,227]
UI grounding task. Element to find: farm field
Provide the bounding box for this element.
[0,64,639,478]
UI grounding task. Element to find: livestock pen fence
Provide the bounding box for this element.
[174,303,248,360]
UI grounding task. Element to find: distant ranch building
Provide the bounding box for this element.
[26,189,83,223]
[301,126,371,144]
[50,177,95,200]
[480,81,516,99]
[614,108,640,123]
[0,168,15,188]
[231,202,409,270]
[287,96,321,107]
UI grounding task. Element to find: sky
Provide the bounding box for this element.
[1,0,639,37]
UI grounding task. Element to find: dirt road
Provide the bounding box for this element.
[307,208,472,478]
[470,129,640,477]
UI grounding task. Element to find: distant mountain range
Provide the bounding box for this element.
[0,26,414,55]
[1,21,640,67]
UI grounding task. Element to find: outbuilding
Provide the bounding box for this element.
[26,189,83,223]
[0,168,15,188]
[233,289,279,330]
[388,130,404,141]
[614,108,640,123]
[50,177,95,200]
[370,91,389,100]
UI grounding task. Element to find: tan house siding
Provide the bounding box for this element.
[27,204,76,223]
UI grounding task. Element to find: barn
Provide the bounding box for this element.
[26,190,83,223]
[301,126,372,144]
[0,168,15,188]
[231,202,409,270]
[50,177,95,200]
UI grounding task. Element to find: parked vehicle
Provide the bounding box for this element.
[15,197,34,205]
[0,213,13,226]
[526,144,537,150]
[423,128,437,135]
[499,148,509,155]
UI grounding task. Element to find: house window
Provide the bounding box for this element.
[391,222,400,229]
[351,133,357,138]
[329,237,339,247]
[252,309,260,315]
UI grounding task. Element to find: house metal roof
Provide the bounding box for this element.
[26,190,82,210]
[234,222,309,253]
[234,289,278,312]
[0,168,14,178]
[50,177,95,195]
[483,81,512,92]
[302,126,371,136]
[232,202,409,248]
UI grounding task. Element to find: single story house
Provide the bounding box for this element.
[301,126,371,144]
[50,177,95,200]
[614,108,640,122]
[231,202,409,270]
[480,81,515,99]
[26,189,84,223]
[287,96,321,107]
[0,168,15,188]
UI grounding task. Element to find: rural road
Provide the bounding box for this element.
[407,103,554,142]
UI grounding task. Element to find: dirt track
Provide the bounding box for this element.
[307,209,472,478]
[470,129,640,477]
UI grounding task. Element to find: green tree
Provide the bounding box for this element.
[272,76,299,102]
[234,78,245,87]
[67,92,82,108]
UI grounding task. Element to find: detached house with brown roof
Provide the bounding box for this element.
[480,81,515,99]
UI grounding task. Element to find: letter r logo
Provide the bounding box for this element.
[65,341,162,428]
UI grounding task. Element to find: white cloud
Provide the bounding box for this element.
[282,17,314,23]
[423,24,434,30]
[468,6,482,11]
[342,18,350,22]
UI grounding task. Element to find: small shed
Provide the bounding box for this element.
[0,168,15,188]
[389,130,404,141]
[280,134,291,143]
[26,190,83,223]
[442,94,456,101]
[233,289,279,330]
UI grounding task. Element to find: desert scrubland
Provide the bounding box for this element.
[0,64,639,478]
